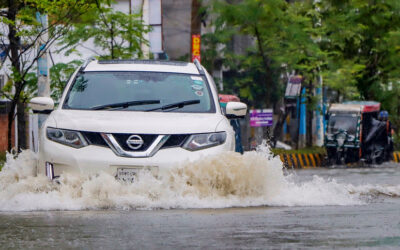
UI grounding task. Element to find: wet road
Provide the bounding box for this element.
[1,163,400,249]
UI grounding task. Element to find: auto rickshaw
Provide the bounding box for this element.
[325,101,393,165]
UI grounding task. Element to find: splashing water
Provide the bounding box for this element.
[0,144,399,211]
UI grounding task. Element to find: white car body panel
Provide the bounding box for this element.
[84,61,199,74]
[50,110,226,134]
[37,133,235,176]
[37,60,241,178]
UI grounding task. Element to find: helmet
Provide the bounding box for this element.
[379,110,389,120]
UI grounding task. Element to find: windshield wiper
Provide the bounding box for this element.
[91,100,160,110]
[146,99,200,112]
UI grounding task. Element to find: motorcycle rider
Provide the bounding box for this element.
[378,110,394,161]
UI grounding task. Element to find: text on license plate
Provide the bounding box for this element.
[116,168,139,182]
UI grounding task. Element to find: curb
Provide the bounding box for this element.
[393,152,400,163]
[279,153,325,168]
[279,152,400,168]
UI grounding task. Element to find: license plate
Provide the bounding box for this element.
[116,168,139,183]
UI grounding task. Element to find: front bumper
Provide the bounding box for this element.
[37,136,234,177]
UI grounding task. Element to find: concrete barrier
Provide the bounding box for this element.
[279,153,325,168]
[392,152,400,163]
[279,152,400,168]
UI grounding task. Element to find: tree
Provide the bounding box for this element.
[287,1,328,147]
[0,0,99,151]
[205,0,400,148]
[49,59,82,101]
[60,0,150,60]
[320,0,400,144]
[210,0,288,109]
[204,0,327,146]
[320,0,400,101]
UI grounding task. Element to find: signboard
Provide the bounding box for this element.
[250,109,273,127]
[191,34,201,62]
[285,75,302,98]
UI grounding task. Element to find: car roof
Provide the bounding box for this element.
[84,60,201,74]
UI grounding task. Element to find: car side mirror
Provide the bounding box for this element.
[30,97,54,114]
[225,102,247,119]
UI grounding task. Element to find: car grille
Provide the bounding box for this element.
[112,133,158,152]
[82,132,190,152]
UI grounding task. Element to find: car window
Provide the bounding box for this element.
[327,115,358,135]
[63,71,215,113]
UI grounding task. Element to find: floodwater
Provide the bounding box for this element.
[0,146,400,249]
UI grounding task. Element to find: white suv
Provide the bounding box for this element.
[30,59,247,181]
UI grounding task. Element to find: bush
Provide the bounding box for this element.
[271,146,327,155]
[0,151,5,171]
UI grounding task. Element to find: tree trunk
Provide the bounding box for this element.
[110,22,115,59]
[17,101,27,150]
[272,106,289,147]
[254,25,273,108]
[306,108,313,147]
[6,0,20,152]
[7,103,15,152]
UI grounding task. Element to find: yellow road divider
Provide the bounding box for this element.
[393,152,400,163]
[279,153,325,168]
[278,152,400,168]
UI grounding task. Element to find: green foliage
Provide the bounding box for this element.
[322,61,364,100]
[203,0,400,147]
[60,3,150,59]
[0,0,100,150]
[203,0,326,110]
[50,60,82,101]
[271,146,326,156]
[316,0,400,137]
[0,0,99,102]
[204,0,400,107]
[0,151,5,171]
[319,0,400,100]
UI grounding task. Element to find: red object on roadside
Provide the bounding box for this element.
[218,94,240,103]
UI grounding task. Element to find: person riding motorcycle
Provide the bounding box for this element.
[378,110,394,161]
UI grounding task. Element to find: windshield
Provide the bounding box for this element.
[327,114,358,135]
[63,72,215,113]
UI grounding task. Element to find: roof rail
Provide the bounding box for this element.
[193,59,205,75]
[79,57,96,72]
[98,59,188,66]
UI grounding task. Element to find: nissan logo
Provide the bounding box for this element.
[126,135,144,150]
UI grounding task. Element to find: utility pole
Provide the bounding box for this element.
[36,13,50,99]
[32,12,50,152]
[315,74,324,146]
[299,87,307,148]
[140,0,150,58]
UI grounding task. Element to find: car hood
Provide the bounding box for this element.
[49,110,226,134]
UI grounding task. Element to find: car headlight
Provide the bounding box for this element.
[46,127,88,148]
[182,132,227,151]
